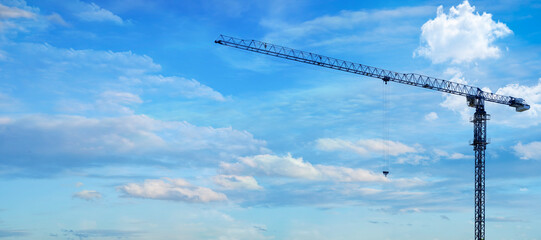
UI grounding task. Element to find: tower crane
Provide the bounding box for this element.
[215,34,530,240]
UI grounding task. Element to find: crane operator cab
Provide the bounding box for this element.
[382,170,389,177]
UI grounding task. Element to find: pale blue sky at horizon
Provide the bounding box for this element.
[1,0,541,239]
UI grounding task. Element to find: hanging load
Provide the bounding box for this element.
[214,34,530,240]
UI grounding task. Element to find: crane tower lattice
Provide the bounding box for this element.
[215,34,530,240]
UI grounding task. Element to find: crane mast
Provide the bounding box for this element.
[215,34,530,240]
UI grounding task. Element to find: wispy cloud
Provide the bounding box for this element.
[0,114,267,175]
[0,3,35,19]
[213,175,263,190]
[73,190,102,201]
[0,229,28,238]
[73,1,124,25]
[262,5,434,46]
[2,42,226,105]
[221,153,388,183]
[486,216,524,222]
[316,138,418,157]
[60,229,140,239]
[118,178,227,203]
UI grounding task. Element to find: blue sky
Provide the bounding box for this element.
[0,0,540,239]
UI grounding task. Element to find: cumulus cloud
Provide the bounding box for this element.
[73,190,102,201]
[493,79,541,127]
[415,0,512,64]
[441,77,541,127]
[213,175,263,190]
[221,153,387,183]
[118,178,227,203]
[437,68,536,128]
[513,142,541,160]
[316,138,418,157]
[75,2,123,24]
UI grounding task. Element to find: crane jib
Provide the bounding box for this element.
[215,34,531,240]
[215,35,530,112]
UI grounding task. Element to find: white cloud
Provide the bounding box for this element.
[73,190,102,201]
[0,2,67,35]
[0,114,267,166]
[100,91,142,104]
[60,86,220,115]
[316,165,387,182]
[392,178,427,188]
[486,216,524,222]
[213,175,263,190]
[12,42,161,75]
[76,2,123,24]
[316,138,417,157]
[356,187,383,195]
[513,142,541,160]
[439,68,474,121]
[223,153,320,180]
[433,149,471,160]
[172,210,272,240]
[396,154,431,165]
[0,2,38,34]
[493,79,541,127]
[262,6,434,45]
[440,77,541,127]
[0,92,19,110]
[424,112,438,121]
[448,152,469,159]
[46,12,68,26]
[146,75,226,102]
[221,153,387,183]
[0,3,34,19]
[117,178,227,203]
[0,117,11,124]
[415,0,512,64]
[4,42,225,103]
[95,91,143,114]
